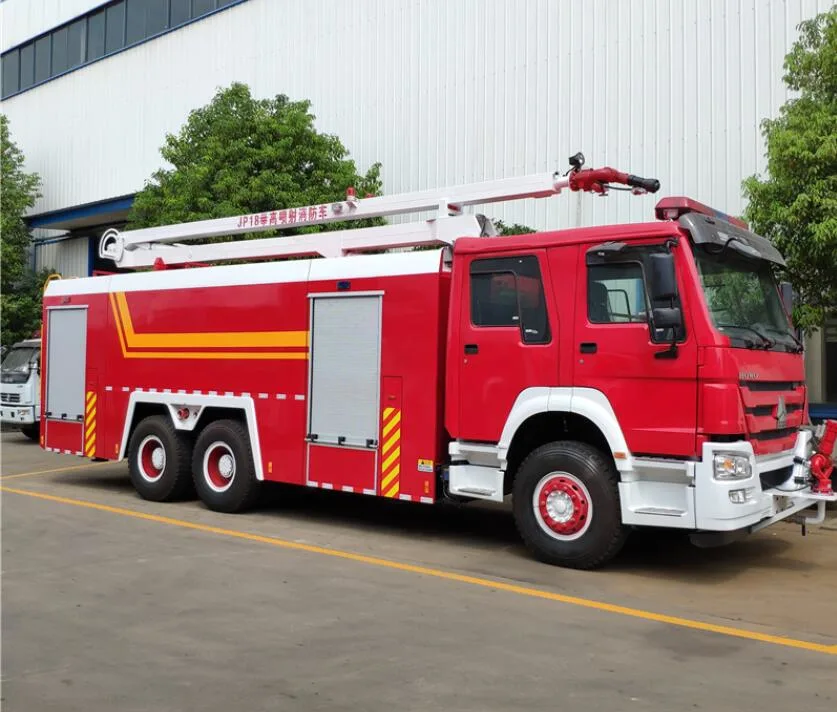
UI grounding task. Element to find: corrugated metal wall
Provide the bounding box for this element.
[34,237,89,278]
[1,0,832,231]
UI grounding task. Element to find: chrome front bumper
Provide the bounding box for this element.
[694,431,836,533]
[0,405,36,426]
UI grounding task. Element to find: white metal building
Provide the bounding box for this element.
[1,0,834,405]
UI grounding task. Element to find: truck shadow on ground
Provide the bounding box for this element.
[56,470,813,583]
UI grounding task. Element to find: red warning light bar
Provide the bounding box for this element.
[654,197,748,229]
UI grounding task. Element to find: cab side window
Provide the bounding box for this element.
[470,255,551,344]
[586,245,686,343]
[588,263,647,324]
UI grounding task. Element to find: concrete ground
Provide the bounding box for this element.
[2,430,836,712]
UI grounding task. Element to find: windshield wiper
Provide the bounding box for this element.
[716,324,774,349]
[757,325,804,353]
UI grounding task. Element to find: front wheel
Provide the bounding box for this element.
[21,422,40,442]
[512,441,627,569]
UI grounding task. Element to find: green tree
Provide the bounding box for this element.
[128,83,383,235]
[743,8,837,331]
[1,114,45,348]
[493,219,534,236]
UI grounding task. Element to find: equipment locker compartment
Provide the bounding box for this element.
[44,306,87,453]
[306,293,382,492]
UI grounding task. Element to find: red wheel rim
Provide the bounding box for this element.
[203,442,236,492]
[533,473,591,539]
[138,435,165,482]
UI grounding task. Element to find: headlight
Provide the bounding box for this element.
[713,453,752,481]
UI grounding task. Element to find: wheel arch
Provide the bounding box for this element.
[118,392,264,480]
[498,387,633,494]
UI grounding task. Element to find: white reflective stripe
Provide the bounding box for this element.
[341,485,354,492]
[294,395,305,401]
[419,496,433,504]
[321,483,333,490]
[104,386,113,391]
[276,394,286,400]
[399,494,412,501]
[362,488,375,495]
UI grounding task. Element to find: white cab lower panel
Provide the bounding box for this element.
[618,481,696,528]
[448,464,504,502]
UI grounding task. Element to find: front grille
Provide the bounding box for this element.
[0,393,21,404]
[740,380,802,392]
[745,403,803,417]
[750,427,798,442]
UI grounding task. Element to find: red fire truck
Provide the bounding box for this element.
[40,155,836,569]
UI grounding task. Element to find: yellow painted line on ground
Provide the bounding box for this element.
[1,483,835,657]
[0,461,112,481]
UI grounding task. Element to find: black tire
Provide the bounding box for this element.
[127,415,194,502]
[21,423,40,442]
[512,441,627,570]
[192,419,260,513]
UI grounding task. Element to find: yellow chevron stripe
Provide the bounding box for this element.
[382,446,400,473]
[382,428,401,457]
[380,406,401,497]
[382,411,401,438]
[84,390,97,457]
[381,464,400,490]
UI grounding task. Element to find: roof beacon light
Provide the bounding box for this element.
[655,197,749,229]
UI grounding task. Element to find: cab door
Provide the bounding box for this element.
[573,240,698,458]
[457,251,558,443]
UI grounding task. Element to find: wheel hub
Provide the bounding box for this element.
[204,442,236,491]
[536,475,590,536]
[138,436,166,482]
[218,453,234,479]
[545,490,574,523]
[150,447,164,471]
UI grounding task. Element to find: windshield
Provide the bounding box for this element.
[693,246,798,351]
[1,347,39,384]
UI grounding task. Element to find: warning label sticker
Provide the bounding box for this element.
[417,459,434,473]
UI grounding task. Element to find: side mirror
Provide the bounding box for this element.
[779,281,794,317]
[652,306,682,330]
[648,252,677,301]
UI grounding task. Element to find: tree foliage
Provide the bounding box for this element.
[493,219,534,236]
[128,83,383,235]
[1,114,45,348]
[743,8,837,331]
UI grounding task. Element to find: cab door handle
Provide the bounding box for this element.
[464,344,479,355]
[580,342,597,354]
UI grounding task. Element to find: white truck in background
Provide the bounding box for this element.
[1,337,42,442]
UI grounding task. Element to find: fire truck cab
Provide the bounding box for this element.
[39,158,836,569]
